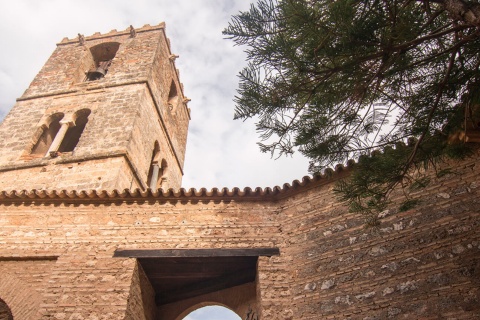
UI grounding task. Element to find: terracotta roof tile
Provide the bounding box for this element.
[0,162,353,202]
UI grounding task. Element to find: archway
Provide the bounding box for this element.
[182,305,240,320]
[115,248,279,320]
[0,271,44,319]
[0,298,13,320]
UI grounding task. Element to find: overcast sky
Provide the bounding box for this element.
[0,1,309,318]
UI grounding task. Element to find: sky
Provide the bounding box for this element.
[0,0,311,191]
[0,1,308,318]
[184,306,240,320]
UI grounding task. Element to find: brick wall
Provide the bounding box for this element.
[0,259,55,319]
[0,150,478,319]
[0,197,282,319]
[125,261,157,320]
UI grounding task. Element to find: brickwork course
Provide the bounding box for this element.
[0,23,479,320]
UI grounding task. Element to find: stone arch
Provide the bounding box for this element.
[57,108,91,153]
[157,282,257,320]
[179,303,241,320]
[147,142,168,189]
[167,80,179,112]
[30,112,64,156]
[0,272,43,320]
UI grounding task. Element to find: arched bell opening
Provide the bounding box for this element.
[57,108,91,153]
[30,112,64,156]
[85,42,120,81]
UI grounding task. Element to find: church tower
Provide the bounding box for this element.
[0,24,190,191]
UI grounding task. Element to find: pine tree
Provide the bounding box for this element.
[224,0,480,223]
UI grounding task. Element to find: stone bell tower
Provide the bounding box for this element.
[0,24,190,191]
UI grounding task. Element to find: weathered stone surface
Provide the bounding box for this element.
[321,279,335,290]
[355,291,375,301]
[0,23,479,320]
[382,287,395,296]
[0,24,190,192]
[397,281,418,294]
[304,283,316,291]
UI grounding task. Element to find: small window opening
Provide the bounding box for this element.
[167,80,178,111]
[147,142,168,189]
[85,42,120,81]
[147,142,161,189]
[30,113,64,156]
[58,109,91,153]
[159,159,168,187]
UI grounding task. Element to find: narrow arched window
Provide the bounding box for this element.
[147,142,161,189]
[167,80,178,111]
[58,109,91,153]
[146,143,168,190]
[85,42,120,81]
[30,113,64,156]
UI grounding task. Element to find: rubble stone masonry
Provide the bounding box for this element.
[0,24,479,319]
[0,150,478,319]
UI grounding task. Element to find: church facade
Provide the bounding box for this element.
[0,24,479,320]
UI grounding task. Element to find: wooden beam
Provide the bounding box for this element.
[0,255,58,261]
[155,268,256,306]
[113,247,280,258]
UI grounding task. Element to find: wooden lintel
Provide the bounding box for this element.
[0,255,59,261]
[113,247,280,258]
[155,268,255,306]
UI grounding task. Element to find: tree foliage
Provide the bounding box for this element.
[224,0,480,220]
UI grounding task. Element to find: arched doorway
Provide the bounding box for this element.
[182,305,240,320]
[0,298,13,320]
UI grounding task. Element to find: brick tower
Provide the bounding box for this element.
[0,23,190,191]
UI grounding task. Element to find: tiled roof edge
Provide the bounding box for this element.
[0,162,352,202]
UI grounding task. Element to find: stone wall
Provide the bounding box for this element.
[0,153,478,319]
[158,282,256,320]
[280,151,480,319]
[0,259,55,320]
[0,25,189,191]
[125,262,157,320]
[0,196,282,319]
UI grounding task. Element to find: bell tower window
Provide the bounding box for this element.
[30,113,64,156]
[147,142,168,189]
[85,42,120,81]
[58,109,91,153]
[167,80,178,111]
